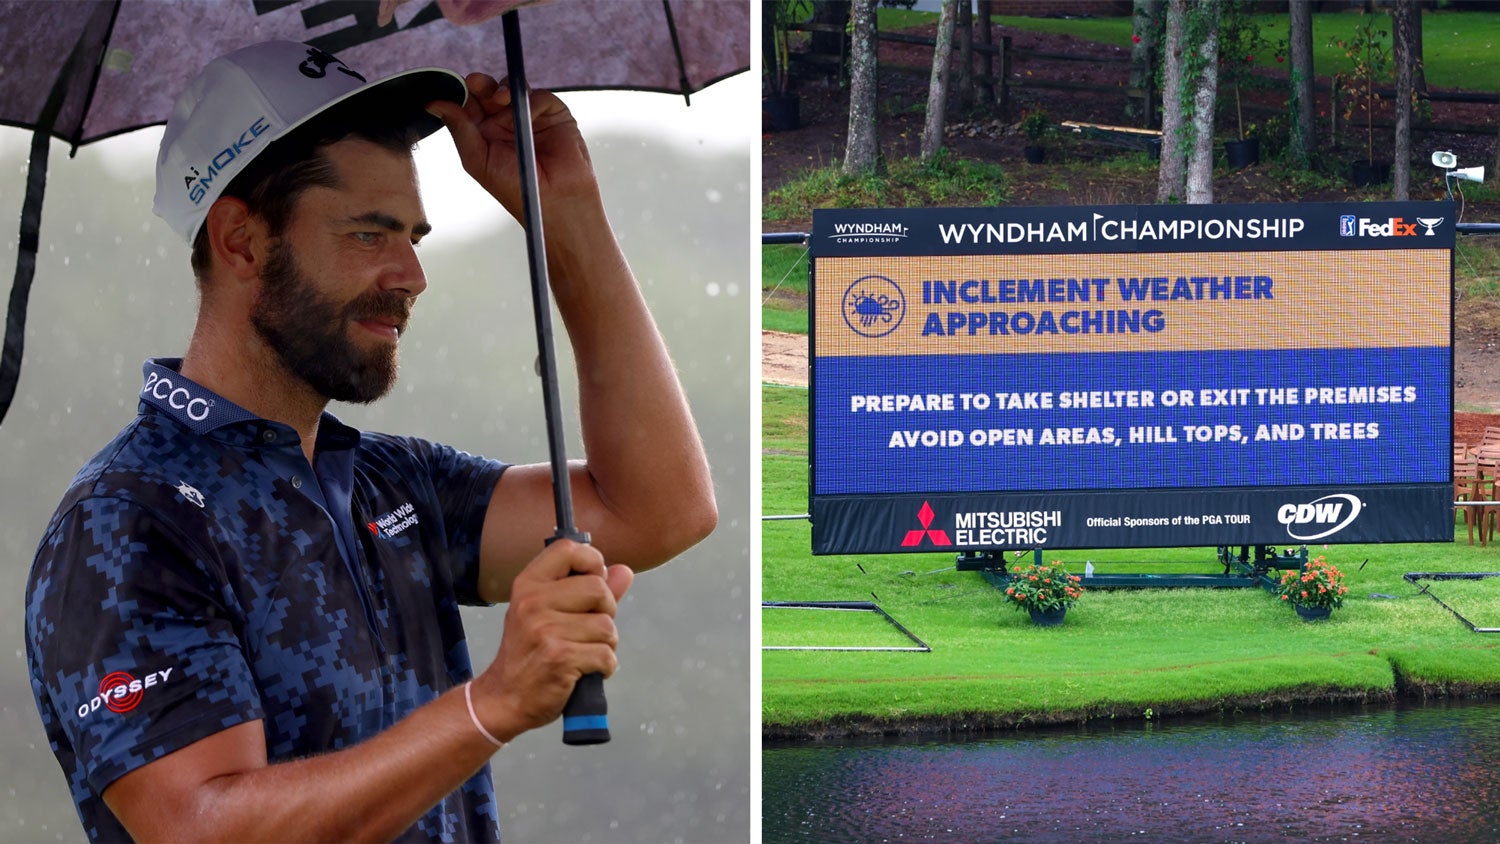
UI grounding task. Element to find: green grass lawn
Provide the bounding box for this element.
[763,604,927,649]
[871,9,1500,93]
[762,244,810,334]
[761,385,1500,734]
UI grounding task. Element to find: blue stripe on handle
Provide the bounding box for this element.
[564,715,609,732]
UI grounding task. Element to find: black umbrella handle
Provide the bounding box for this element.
[502,10,609,747]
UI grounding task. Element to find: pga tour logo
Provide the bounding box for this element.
[1277,493,1363,541]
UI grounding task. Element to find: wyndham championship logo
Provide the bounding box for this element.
[828,221,909,245]
[842,275,905,338]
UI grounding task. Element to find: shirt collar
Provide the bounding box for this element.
[139,358,257,435]
[138,357,361,450]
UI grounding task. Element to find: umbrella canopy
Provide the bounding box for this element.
[0,0,747,148]
[0,0,747,425]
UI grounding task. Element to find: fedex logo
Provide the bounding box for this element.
[1356,217,1418,237]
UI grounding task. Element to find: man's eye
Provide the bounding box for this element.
[353,232,381,245]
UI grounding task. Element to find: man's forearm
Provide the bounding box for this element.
[109,686,503,842]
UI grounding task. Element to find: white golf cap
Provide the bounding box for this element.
[154,40,467,243]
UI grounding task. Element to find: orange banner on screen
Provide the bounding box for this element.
[815,250,1449,357]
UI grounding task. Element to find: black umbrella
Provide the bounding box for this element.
[0,0,748,746]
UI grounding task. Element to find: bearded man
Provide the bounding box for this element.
[25,40,715,842]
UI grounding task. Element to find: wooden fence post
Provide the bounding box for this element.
[999,35,1011,118]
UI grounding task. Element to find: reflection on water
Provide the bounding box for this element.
[763,701,1500,842]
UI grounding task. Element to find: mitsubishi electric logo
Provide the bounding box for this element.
[901,501,952,547]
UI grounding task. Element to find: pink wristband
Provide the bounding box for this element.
[464,680,506,749]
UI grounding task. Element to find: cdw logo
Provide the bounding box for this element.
[1277,494,1362,541]
[1357,217,1417,237]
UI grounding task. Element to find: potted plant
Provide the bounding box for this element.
[1330,13,1392,186]
[1004,559,1083,626]
[1216,1,1276,169]
[762,0,811,132]
[1276,555,1348,622]
[1019,108,1049,164]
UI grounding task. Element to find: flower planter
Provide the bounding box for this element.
[1350,159,1391,187]
[1022,145,1046,164]
[1295,604,1332,622]
[1224,138,1259,169]
[1029,607,1067,627]
[762,94,800,132]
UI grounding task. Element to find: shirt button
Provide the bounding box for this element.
[261,429,277,443]
[290,475,302,489]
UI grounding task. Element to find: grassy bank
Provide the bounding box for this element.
[870,9,1500,93]
[762,385,1500,738]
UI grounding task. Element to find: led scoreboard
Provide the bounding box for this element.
[809,202,1454,555]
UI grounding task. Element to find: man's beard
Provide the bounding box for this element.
[250,240,412,404]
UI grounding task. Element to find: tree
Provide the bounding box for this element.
[1183,0,1221,204]
[843,0,880,175]
[957,0,974,112]
[920,0,958,163]
[976,1,995,107]
[1393,0,1417,199]
[1156,0,1187,201]
[1127,0,1164,126]
[1156,0,1220,203]
[1288,0,1315,167]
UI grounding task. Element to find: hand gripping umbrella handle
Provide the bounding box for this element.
[503,10,609,747]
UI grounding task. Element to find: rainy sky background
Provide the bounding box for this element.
[0,70,753,842]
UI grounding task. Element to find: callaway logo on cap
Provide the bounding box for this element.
[153,40,467,243]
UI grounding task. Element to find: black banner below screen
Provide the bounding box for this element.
[811,485,1454,555]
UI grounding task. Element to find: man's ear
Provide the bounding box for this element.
[204,197,269,282]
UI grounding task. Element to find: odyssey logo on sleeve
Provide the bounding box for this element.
[77,668,176,720]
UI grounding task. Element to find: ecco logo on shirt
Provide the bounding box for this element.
[77,668,175,720]
[141,372,213,422]
[367,502,419,539]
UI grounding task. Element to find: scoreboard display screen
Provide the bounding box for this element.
[809,202,1454,555]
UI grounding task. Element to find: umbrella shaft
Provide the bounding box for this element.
[503,11,577,540]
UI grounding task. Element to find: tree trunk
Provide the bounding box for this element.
[1288,0,1315,168]
[1410,4,1427,100]
[921,0,958,163]
[1128,0,1163,126]
[811,1,851,61]
[843,0,880,176]
[1184,0,1220,205]
[1393,0,1415,200]
[957,0,974,111]
[1156,0,1187,202]
[976,1,995,106]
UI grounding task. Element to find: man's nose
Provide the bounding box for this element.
[382,239,428,298]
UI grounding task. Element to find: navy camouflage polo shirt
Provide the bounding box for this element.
[25,358,508,842]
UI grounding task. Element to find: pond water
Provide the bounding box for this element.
[763,700,1500,842]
